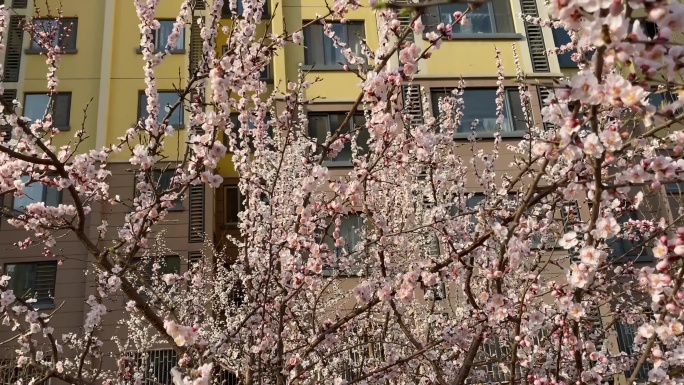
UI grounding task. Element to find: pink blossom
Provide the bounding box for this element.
[292,31,303,44]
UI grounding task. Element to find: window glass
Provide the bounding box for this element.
[225,185,244,225]
[24,94,50,122]
[323,214,365,276]
[308,113,367,163]
[666,182,684,222]
[425,0,513,34]
[606,209,654,263]
[138,91,183,127]
[30,18,77,50]
[431,89,526,134]
[132,350,177,385]
[226,114,273,151]
[615,321,652,380]
[5,261,57,308]
[304,22,365,67]
[136,256,181,285]
[155,20,184,51]
[222,0,269,17]
[552,28,576,68]
[649,91,677,108]
[153,170,183,210]
[24,93,71,129]
[13,176,61,212]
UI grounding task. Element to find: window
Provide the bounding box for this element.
[629,19,659,40]
[212,265,246,328]
[24,93,72,130]
[615,321,652,380]
[560,201,581,231]
[649,90,678,108]
[323,214,366,276]
[641,20,659,39]
[466,338,522,383]
[336,334,382,382]
[422,235,446,300]
[465,194,485,218]
[0,360,42,384]
[551,28,597,67]
[224,114,273,151]
[138,20,184,53]
[215,369,239,385]
[308,112,368,163]
[28,18,78,52]
[428,282,447,301]
[552,28,576,68]
[133,256,181,286]
[135,170,183,211]
[304,21,365,68]
[222,0,269,17]
[423,0,514,35]
[221,46,272,82]
[524,200,546,249]
[13,176,61,212]
[129,256,180,303]
[155,170,183,210]
[606,209,653,263]
[225,185,244,226]
[431,88,526,135]
[0,89,16,142]
[259,62,273,83]
[666,182,684,222]
[463,194,545,247]
[560,201,581,256]
[137,91,184,128]
[4,261,57,309]
[130,350,177,385]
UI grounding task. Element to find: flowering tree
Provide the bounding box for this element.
[0,0,684,384]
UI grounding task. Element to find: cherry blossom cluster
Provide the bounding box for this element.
[0,0,683,383]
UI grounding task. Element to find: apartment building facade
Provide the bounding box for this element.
[0,0,676,383]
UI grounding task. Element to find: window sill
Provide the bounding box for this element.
[128,200,183,212]
[56,126,71,131]
[133,122,185,130]
[453,131,526,139]
[135,48,186,54]
[423,33,524,41]
[322,268,366,278]
[530,242,564,251]
[25,48,78,54]
[221,13,270,19]
[611,256,655,264]
[300,64,372,72]
[322,160,354,168]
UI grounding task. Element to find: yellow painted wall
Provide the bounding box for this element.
[218,154,240,177]
[106,0,189,162]
[215,12,275,177]
[105,78,188,162]
[23,0,106,151]
[110,0,189,81]
[21,79,99,151]
[281,2,378,101]
[25,1,105,81]
[418,39,522,78]
[22,0,190,162]
[412,0,546,78]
